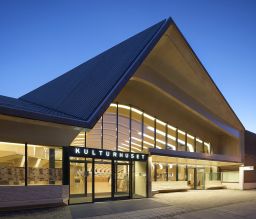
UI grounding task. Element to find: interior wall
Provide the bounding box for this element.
[215,135,241,157]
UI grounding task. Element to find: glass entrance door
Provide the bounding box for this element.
[114,161,130,198]
[69,157,93,204]
[196,168,205,190]
[69,157,147,203]
[94,159,112,200]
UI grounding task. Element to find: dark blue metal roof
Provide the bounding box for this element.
[19,18,171,128]
[0,95,87,127]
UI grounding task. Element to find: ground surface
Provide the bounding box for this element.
[1,190,256,219]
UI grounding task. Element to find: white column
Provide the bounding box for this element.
[239,166,244,190]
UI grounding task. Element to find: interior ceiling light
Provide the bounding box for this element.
[187,134,194,139]
[156,119,166,126]
[144,113,155,121]
[131,107,143,115]
[178,130,185,135]
[118,104,130,110]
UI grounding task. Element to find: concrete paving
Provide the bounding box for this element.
[1,190,256,219]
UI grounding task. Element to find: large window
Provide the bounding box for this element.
[196,138,204,153]
[70,103,212,155]
[131,108,143,153]
[118,104,130,152]
[27,145,62,185]
[177,130,186,151]
[87,117,102,149]
[0,142,25,185]
[0,142,62,186]
[156,119,166,150]
[143,113,156,150]
[167,163,177,181]
[156,163,167,181]
[187,134,195,152]
[167,125,176,150]
[103,106,117,151]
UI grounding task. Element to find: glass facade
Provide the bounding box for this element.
[0,142,62,186]
[27,145,62,185]
[0,142,25,185]
[71,103,212,155]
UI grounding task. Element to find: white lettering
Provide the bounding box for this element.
[113,152,117,157]
[83,149,89,155]
[119,152,124,158]
[136,154,140,159]
[99,150,103,156]
[131,153,135,159]
[141,154,145,160]
[75,148,80,154]
[92,150,96,156]
[125,153,129,159]
[106,151,110,157]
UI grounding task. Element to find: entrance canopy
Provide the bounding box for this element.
[152,155,241,167]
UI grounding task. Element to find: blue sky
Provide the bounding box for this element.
[0,0,255,132]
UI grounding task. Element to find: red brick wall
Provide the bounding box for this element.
[244,130,256,183]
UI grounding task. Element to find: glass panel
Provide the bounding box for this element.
[204,142,211,154]
[70,131,85,147]
[143,113,155,150]
[196,168,205,189]
[103,106,117,151]
[71,103,212,156]
[0,142,25,185]
[131,108,143,153]
[94,159,112,199]
[221,171,239,183]
[156,163,167,181]
[156,120,166,150]
[69,158,93,204]
[27,145,62,185]
[177,130,186,151]
[115,161,129,197]
[87,117,102,149]
[187,134,195,152]
[151,163,156,181]
[167,163,177,181]
[196,138,204,153]
[118,105,130,152]
[187,167,195,189]
[167,125,176,150]
[133,161,147,198]
[178,164,186,181]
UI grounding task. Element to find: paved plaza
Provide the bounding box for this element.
[1,190,256,219]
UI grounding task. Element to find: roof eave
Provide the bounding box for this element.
[0,106,89,129]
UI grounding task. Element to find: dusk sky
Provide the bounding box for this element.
[0,0,255,132]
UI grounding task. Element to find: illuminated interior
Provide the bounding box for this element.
[0,142,62,185]
[71,103,211,154]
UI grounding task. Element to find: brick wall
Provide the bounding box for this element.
[244,130,256,183]
[0,185,69,209]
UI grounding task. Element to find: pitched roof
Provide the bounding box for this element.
[0,18,243,130]
[19,19,170,128]
[0,95,87,127]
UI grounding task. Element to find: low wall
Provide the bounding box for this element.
[244,183,256,190]
[0,185,69,209]
[222,182,240,190]
[152,181,189,191]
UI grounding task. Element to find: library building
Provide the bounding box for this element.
[0,18,256,209]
